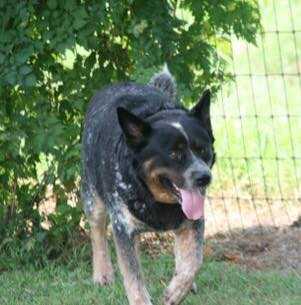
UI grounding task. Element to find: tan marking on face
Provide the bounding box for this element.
[143,159,177,204]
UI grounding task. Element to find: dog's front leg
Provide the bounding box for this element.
[112,223,152,305]
[164,220,204,305]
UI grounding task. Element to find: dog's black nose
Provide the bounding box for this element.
[193,172,212,187]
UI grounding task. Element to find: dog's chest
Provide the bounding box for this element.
[107,172,187,231]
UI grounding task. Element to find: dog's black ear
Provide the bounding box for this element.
[117,107,152,148]
[191,89,214,140]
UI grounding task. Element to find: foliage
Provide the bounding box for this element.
[0,0,260,265]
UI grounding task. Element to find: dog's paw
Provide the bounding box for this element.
[163,282,197,304]
[93,272,114,286]
[163,280,195,305]
[163,287,183,305]
[163,291,178,305]
[93,260,115,286]
[190,282,197,294]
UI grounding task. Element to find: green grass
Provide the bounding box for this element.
[1,254,300,305]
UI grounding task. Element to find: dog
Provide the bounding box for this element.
[81,66,215,305]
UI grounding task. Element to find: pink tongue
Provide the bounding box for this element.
[179,189,205,220]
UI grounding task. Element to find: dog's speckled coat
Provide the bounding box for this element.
[81,68,214,305]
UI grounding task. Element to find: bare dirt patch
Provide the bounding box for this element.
[140,221,301,276]
[206,223,301,275]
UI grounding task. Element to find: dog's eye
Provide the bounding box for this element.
[170,150,183,161]
[199,147,207,155]
[192,143,204,154]
[192,144,210,162]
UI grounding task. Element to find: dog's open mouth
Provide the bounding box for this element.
[159,176,181,199]
[159,176,205,220]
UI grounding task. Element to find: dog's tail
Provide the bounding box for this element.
[149,64,177,103]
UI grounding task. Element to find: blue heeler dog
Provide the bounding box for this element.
[81,66,215,305]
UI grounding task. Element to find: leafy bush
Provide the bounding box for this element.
[0,0,260,266]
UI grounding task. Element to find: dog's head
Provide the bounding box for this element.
[117,89,215,221]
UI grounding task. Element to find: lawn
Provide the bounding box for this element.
[1,253,300,305]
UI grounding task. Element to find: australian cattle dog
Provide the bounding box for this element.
[81,66,215,305]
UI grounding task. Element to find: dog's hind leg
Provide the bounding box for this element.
[163,220,204,305]
[84,189,114,285]
[112,221,152,305]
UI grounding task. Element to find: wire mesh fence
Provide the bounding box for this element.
[206,0,301,235]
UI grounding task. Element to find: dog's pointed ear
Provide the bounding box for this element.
[191,89,214,140]
[117,107,152,148]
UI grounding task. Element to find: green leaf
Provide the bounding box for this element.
[72,7,88,30]
[0,52,5,64]
[47,0,57,10]
[131,20,148,37]
[16,47,34,64]
[5,71,17,85]
[24,73,37,87]
[19,65,32,75]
